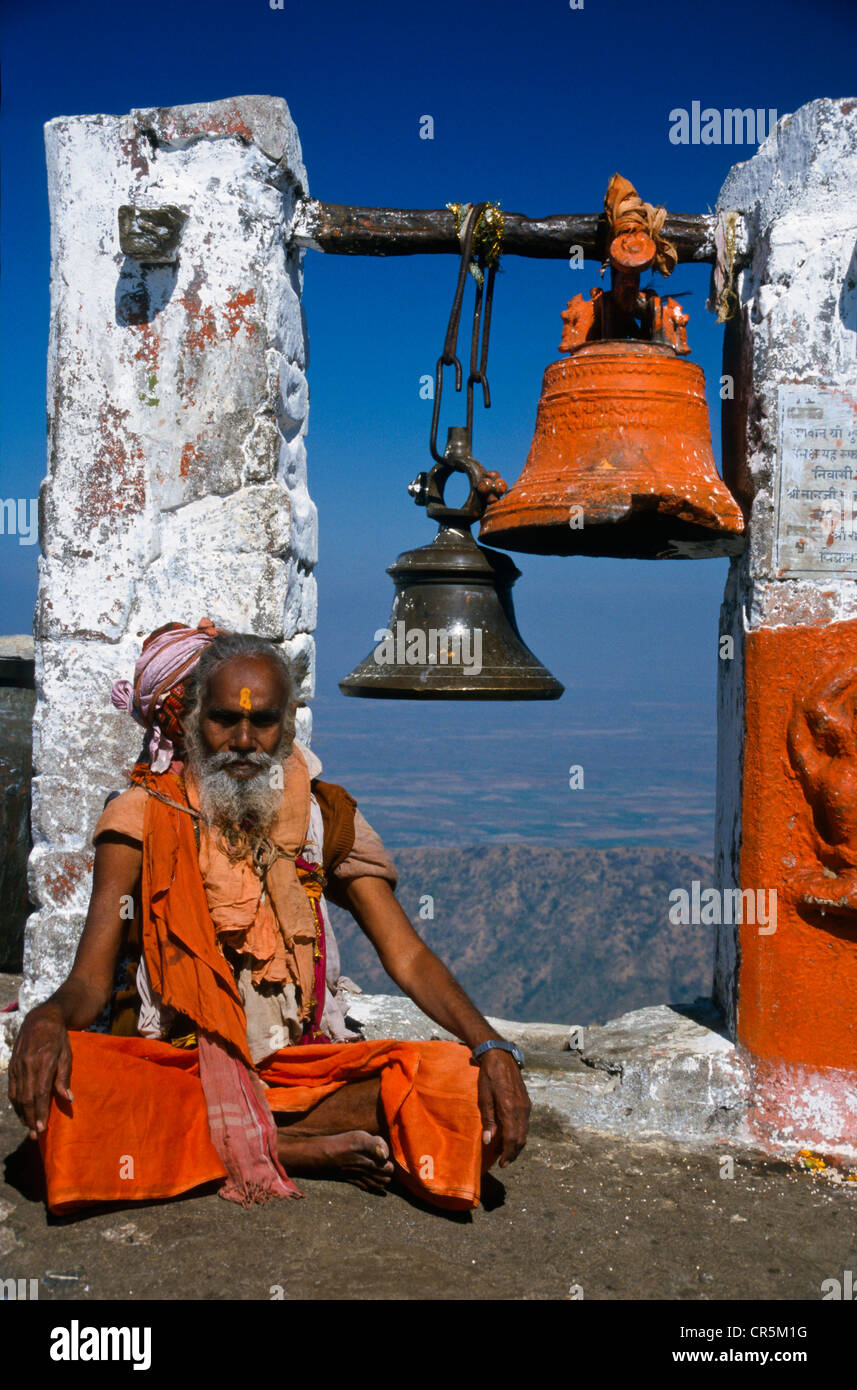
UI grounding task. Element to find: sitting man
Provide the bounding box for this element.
[9,620,530,1211]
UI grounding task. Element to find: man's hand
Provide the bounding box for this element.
[476,1047,531,1167]
[6,832,142,1140]
[8,1005,73,1140]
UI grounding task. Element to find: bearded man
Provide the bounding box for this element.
[9,620,530,1211]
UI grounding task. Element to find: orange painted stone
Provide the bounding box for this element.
[739,618,857,1147]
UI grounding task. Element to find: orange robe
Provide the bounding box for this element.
[40,773,485,1212]
[41,1032,485,1213]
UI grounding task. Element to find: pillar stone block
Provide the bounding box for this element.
[22,96,313,1013]
[714,98,857,1153]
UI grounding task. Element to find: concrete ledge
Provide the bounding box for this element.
[344,990,754,1150]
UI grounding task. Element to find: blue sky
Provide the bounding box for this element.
[2,0,855,848]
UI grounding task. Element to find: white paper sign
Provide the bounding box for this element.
[774,385,857,577]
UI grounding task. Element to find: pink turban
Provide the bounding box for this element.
[111,618,221,774]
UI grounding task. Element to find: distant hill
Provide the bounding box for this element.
[329,844,716,1025]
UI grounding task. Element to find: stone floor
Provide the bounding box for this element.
[3,1088,857,1301]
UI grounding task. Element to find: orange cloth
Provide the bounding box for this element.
[40,1031,485,1213]
[93,780,398,899]
[189,749,318,995]
[145,748,320,1018]
[140,773,253,1064]
[49,753,486,1212]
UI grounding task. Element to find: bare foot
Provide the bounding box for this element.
[277,1129,394,1194]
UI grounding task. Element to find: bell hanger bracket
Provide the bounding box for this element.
[409,427,507,526]
[559,229,691,356]
[407,201,508,527]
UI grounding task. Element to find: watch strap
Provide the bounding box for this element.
[472,1039,524,1067]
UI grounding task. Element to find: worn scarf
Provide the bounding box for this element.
[140,747,322,1205]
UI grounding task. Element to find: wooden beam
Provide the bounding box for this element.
[292,199,723,265]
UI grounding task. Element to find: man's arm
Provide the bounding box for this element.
[342,875,531,1167]
[7,834,142,1139]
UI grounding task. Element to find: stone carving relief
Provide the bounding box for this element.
[787,663,857,918]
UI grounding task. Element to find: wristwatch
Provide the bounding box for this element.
[472,1039,525,1068]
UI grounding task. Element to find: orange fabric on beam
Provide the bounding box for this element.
[40,1031,485,1214]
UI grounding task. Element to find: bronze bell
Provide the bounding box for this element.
[479,230,746,559]
[339,429,564,700]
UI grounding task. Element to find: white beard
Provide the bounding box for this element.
[184,720,289,835]
[195,752,283,832]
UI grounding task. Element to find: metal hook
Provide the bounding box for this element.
[430,203,491,464]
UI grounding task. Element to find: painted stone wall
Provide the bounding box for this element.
[0,637,35,971]
[21,97,315,1013]
[713,97,857,1149]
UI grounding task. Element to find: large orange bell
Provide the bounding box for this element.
[479,231,746,559]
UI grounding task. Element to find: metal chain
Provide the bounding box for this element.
[430,202,497,464]
[467,258,495,436]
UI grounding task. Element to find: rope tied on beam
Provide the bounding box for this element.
[447,200,504,283]
[708,210,741,323]
[603,173,679,278]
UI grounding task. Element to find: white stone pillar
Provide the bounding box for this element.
[22,96,315,1012]
[713,98,857,1150]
